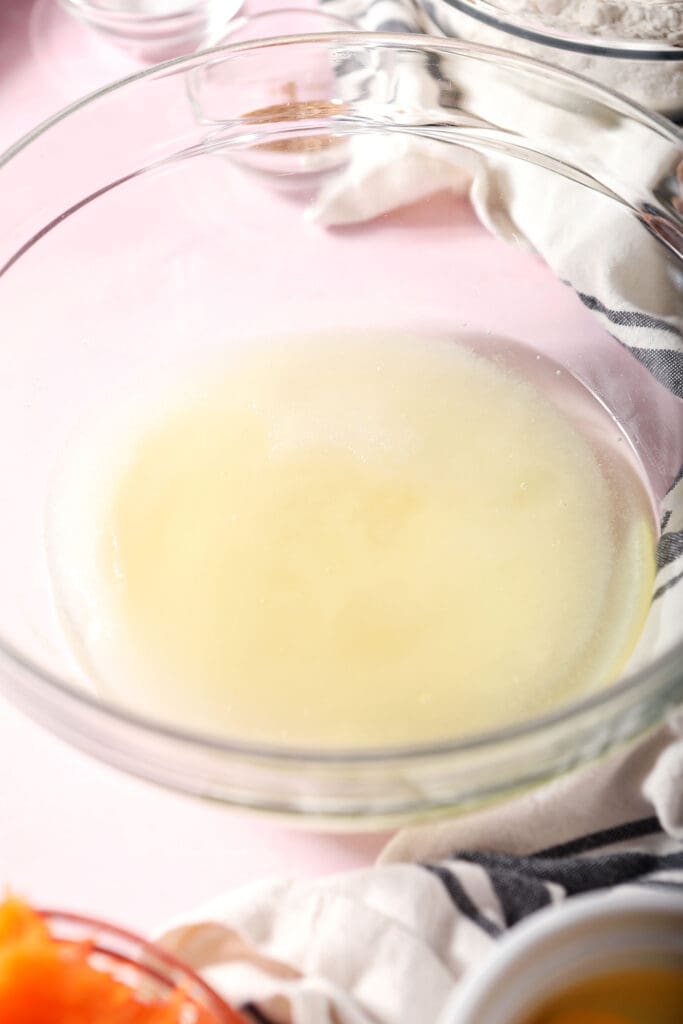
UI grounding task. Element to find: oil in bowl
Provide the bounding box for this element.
[520,966,683,1024]
[444,892,683,1024]
[46,330,656,749]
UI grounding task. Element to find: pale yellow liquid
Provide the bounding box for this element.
[48,333,656,747]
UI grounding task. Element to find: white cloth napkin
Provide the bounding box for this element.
[158,713,683,1024]
[162,11,683,1024]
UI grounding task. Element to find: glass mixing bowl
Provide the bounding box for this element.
[0,33,682,827]
[418,0,683,118]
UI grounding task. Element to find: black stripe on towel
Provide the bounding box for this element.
[627,347,683,399]
[454,849,683,898]
[477,867,552,926]
[535,816,662,858]
[657,529,683,570]
[427,838,683,932]
[423,863,502,936]
[576,292,683,342]
[654,566,683,600]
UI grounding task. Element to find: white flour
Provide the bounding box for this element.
[423,0,683,115]
[496,0,683,42]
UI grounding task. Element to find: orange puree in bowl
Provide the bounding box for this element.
[522,967,683,1024]
[0,898,242,1024]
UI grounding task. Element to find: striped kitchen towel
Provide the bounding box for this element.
[158,720,683,1024]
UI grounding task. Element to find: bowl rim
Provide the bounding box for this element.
[440,888,683,1024]
[60,0,220,26]
[36,908,242,1022]
[438,0,683,58]
[0,31,682,768]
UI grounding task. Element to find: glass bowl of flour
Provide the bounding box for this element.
[421,0,683,118]
[0,33,681,826]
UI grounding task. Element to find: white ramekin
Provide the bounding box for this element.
[441,888,683,1024]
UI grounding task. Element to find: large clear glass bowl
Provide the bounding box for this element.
[0,33,681,827]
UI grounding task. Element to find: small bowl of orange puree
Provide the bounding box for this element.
[0,898,244,1024]
[444,890,683,1024]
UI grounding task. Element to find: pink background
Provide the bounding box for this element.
[0,0,389,933]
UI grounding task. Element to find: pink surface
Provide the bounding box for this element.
[0,0,388,934]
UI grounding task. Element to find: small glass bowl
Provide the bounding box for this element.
[38,910,243,1022]
[59,0,244,61]
[204,5,357,46]
[0,33,681,827]
[420,0,683,118]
